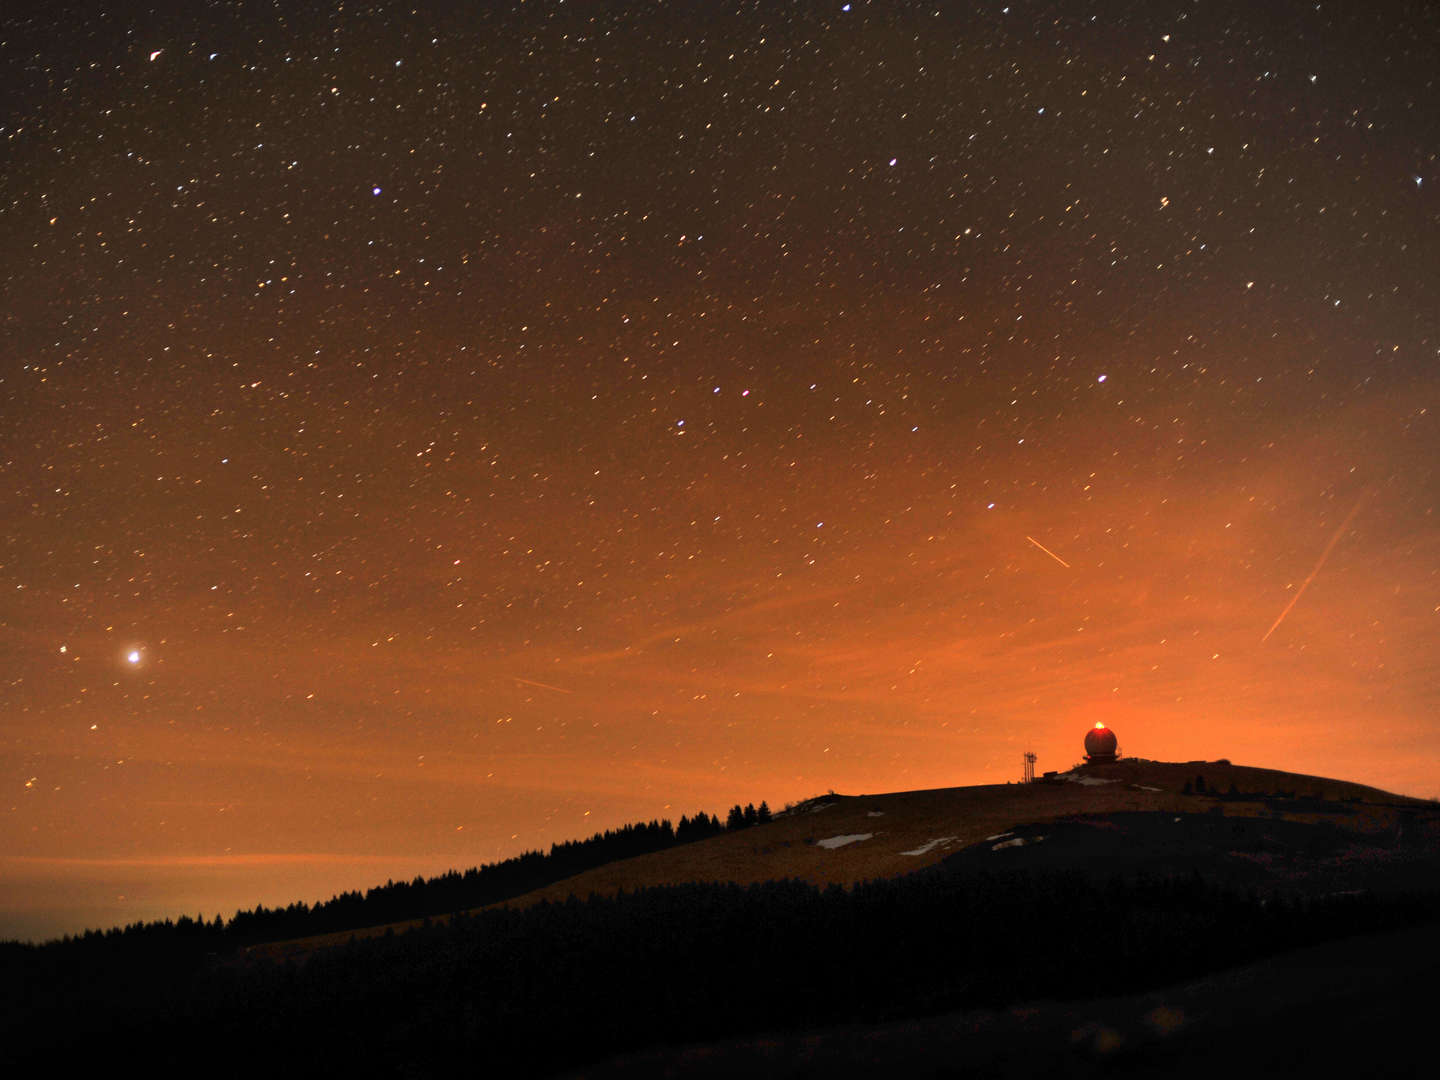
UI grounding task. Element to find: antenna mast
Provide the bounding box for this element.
[1022,751,1036,784]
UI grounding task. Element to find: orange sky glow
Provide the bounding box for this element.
[3,2,1436,942]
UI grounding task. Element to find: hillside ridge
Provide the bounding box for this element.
[245,757,1434,959]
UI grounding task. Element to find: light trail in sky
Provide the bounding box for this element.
[1262,491,1368,643]
[1025,535,1072,569]
[511,676,574,695]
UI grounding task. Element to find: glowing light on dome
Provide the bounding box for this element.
[1094,721,1106,729]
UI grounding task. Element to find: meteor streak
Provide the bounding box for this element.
[512,676,574,694]
[1261,491,1368,643]
[1025,535,1071,568]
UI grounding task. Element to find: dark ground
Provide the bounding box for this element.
[573,917,1440,1079]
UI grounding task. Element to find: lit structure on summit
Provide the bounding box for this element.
[1084,721,1119,764]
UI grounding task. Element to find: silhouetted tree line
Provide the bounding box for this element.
[1180,778,1369,812]
[725,801,772,829]
[5,855,1438,1076]
[4,803,772,955]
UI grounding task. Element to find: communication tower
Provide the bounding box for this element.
[1022,751,1037,784]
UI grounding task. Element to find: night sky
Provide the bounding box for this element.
[3,0,1436,942]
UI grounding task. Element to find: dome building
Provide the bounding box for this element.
[1084,721,1118,764]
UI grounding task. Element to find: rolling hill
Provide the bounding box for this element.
[494,757,1432,905]
[247,756,1438,961]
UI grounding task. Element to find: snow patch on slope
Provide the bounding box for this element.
[900,836,958,856]
[1058,772,1121,787]
[992,835,1046,851]
[816,833,873,850]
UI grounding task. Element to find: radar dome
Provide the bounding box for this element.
[1084,721,1118,763]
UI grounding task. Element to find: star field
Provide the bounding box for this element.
[1,0,1436,941]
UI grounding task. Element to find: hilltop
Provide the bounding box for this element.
[493,757,1428,907]
[245,756,1436,960]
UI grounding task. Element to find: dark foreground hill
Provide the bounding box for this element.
[576,918,1440,1079]
[4,759,1438,1077]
